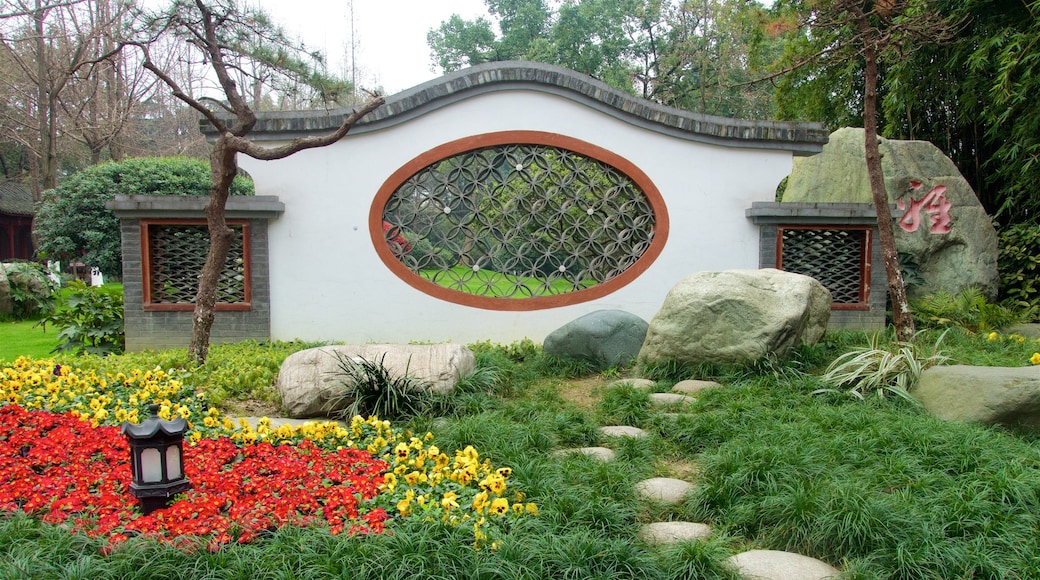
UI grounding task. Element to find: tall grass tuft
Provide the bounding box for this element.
[327,352,435,421]
[816,330,949,401]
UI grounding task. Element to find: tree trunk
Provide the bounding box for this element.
[861,25,915,341]
[34,1,57,193]
[187,135,238,365]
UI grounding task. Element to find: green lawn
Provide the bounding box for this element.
[422,265,593,297]
[0,319,58,362]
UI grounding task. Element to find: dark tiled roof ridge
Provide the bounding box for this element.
[0,181,34,216]
[203,61,828,154]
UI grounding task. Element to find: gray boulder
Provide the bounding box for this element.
[784,127,999,299]
[276,344,475,418]
[543,310,649,371]
[912,365,1040,430]
[639,269,831,366]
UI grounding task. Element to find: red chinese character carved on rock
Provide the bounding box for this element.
[897,183,951,234]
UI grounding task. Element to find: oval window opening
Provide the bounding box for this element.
[372,132,668,310]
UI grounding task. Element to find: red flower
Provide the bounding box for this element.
[0,405,390,551]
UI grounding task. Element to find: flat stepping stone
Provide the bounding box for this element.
[649,393,696,407]
[608,378,657,391]
[638,521,712,545]
[672,379,723,394]
[553,447,616,462]
[727,550,840,580]
[600,425,648,438]
[635,477,694,504]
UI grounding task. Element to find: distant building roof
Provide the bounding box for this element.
[0,182,34,216]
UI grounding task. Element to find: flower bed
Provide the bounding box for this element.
[0,357,535,551]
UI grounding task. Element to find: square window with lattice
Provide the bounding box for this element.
[777,227,870,309]
[142,220,251,310]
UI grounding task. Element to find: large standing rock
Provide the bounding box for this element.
[638,269,831,365]
[543,309,649,371]
[783,127,999,299]
[912,365,1040,430]
[276,344,476,418]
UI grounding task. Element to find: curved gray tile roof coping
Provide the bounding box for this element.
[203,61,828,155]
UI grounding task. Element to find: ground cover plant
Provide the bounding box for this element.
[0,328,1037,578]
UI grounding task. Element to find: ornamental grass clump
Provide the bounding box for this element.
[817,331,949,402]
[328,352,437,421]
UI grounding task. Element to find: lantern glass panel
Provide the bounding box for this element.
[166,445,182,480]
[141,448,162,482]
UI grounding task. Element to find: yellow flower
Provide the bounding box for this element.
[525,502,539,516]
[1031,352,1040,365]
[441,491,459,510]
[490,498,509,516]
[987,331,999,341]
[472,491,489,513]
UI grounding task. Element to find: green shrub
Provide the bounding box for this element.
[33,157,254,277]
[998,222,1040,320]
[911,287,1025,332]
[0,262,57,320]
[37,281,124,355]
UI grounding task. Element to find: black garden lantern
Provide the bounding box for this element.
[121,404,191,515]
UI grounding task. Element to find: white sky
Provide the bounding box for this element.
[252,0,493,95]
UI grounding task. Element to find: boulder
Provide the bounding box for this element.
[727,550,840,580]
[784,127,999,299]
[543,310,649,371]
[912,365,1040,430]
[276,344,476,418]
[638,269,831,366]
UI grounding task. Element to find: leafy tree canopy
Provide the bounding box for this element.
[33,156,253,277]
[428,0,777,118]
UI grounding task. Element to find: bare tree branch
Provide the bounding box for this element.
[226,95,384,160]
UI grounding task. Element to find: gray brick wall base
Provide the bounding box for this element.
[109,196,283,352]
[748,202,889,331]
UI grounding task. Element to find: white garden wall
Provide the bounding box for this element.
[231,62,827,345]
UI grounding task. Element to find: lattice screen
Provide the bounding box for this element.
[779,227,867,304]
[148,224,246,304]
[381,144,656,299]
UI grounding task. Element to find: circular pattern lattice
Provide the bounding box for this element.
[380,144,657,300]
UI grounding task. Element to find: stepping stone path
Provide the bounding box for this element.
[585,377,840,577]
[608,378,657,390]
[638,521,713,545]
[726,550,840,580]
[672,379,723,394]
[635,477,694,504]
[649,393,696,407]
[599,425,648,438]
[552,447,616,461]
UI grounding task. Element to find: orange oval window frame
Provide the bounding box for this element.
[369,131,670,311]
